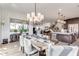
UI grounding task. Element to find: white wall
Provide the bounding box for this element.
[0,9,26,43]
[0,9,2,44]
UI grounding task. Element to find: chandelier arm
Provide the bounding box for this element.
[35,3,36,16]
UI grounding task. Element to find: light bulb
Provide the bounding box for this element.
[41,15,44,20]
[31,12,35,18]
[27,13,30,19]
[37,13,41,17]
[30,18,32,22]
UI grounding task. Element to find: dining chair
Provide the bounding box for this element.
[46,44,78,56]
[46,44,64,56]
[24,38,38,56]
[64,46,78,56]
[19,35,24,53]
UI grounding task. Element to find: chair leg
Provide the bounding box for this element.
[21,47,22,51]
[22,47,24,53]
[21,47,24,53]
[19,46,24,53]
[25,53,29,56]
[25,54,28,56]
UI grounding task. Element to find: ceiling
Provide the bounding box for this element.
[0,3,79,22]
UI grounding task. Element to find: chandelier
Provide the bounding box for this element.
[57,9,66,24]
[26,3,44,25]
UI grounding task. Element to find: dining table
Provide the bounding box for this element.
[25,35,54,56]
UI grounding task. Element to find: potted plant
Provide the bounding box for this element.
[19,25,29,34]
[14,29,18,32]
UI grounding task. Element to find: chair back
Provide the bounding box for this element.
[66,46,78,56]
[47,45,78,56]
[20,36,24,47]
[46,44,64,56]
[24,38,32,53]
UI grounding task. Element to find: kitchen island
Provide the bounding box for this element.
[53,32,77,44]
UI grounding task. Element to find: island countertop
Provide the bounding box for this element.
[52,32,75,35]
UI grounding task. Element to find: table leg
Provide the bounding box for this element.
[39,50,46,56]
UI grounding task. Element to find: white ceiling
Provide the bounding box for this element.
[0,3,79,22]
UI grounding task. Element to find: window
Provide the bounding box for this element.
[10,23,28,32]
[68,24,78,33]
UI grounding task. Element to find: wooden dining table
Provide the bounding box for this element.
[30,37,48,56]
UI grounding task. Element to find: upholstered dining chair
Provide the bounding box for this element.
[46,44,64,56]
[19,35,24,53]
[24,38,38,56]
[46,44,78,56]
